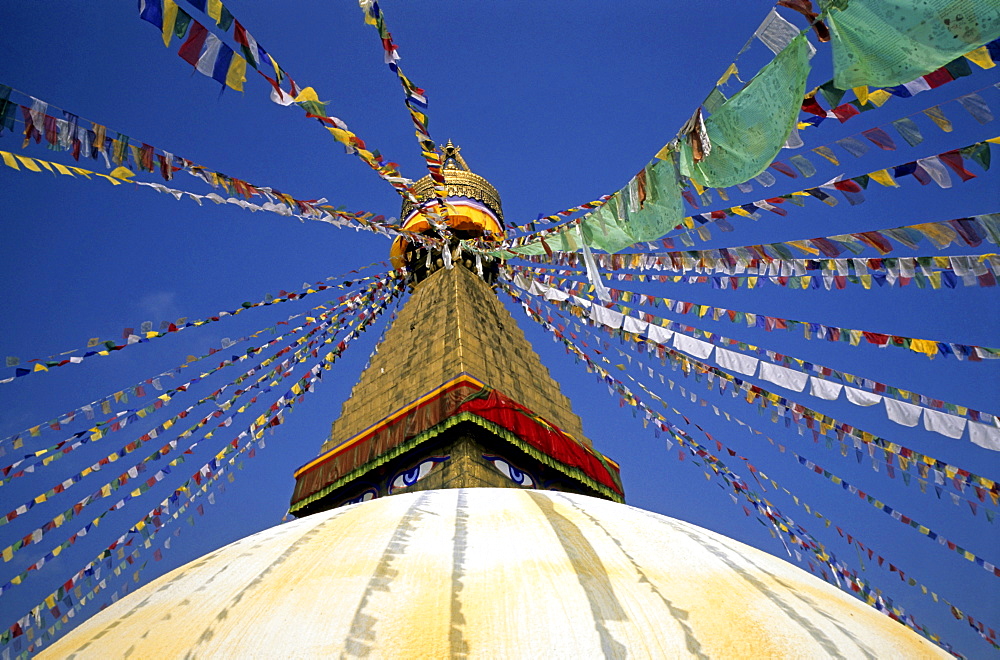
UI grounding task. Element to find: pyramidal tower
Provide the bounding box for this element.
[38,147,946,659]
[290,142,623,515]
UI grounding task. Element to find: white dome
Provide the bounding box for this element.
[39,489,945,658]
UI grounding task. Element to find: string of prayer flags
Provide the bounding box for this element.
[825,2,1000,89]
[141,0,294,99]
[0,279,401,606]
[508,268,1000,468]
[503,282,961,653]
[0,262,386,454]
[596,257,1000,292]
[768,85,993,178]
[140,1,245,92]
[137,2,415,199]
[497,136,996,257]
[516,283,1000,547]
[797,42,1000,134]
[0,223,383,382]
[512,265,1000,361]
[358,1,447,198]
[0,287,379,488]
[574,251,1000,291]
[508,195,612,233]
[656,139,996,249]
[0,85,402,237]
[0,311,347,563]
[291,86,417,200]
[556,300,998,518]
[593,344,1000,649]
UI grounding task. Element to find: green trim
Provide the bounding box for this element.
[290,412,623,512]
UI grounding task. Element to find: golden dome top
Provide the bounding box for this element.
[39,488,945,659]
[400,141,504,223]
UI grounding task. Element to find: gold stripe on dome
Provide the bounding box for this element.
[401,170,504,223]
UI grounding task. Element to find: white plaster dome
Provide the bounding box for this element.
[39,488,945,658]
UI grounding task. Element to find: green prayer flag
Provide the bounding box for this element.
[680,35,811,188]
[824,0,1000,89]
[174,9,192,39]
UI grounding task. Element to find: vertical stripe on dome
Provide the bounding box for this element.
[342,492,434,656]
[553,493,708,658]
[668,518,862,659]
[449,490,470,657]
[526,491,628,658]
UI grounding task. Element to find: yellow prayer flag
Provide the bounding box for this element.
[33,363,48,372]
[70,166,93,178]
[207,0,223,22]
[787,240,820,255]
[730,206,752,217]
[811,146,839,165]
[15,155,43,172]
[327,127,352,146]
[964,45,996,70]
[866,89,892,106]
[110,166,135,180]
[1,150,19,170]
[226,54,247,92]
[294,87,320,104]
[34,493,47,504]
[162,0,179,46]
[909,338,938,357]
[852,86,869,105]
[923,106,953,132]
[52,162,74,176]
[95,174,122,186]
[716,63,739,86]
[654,143,672,160]
[868,169,897,187]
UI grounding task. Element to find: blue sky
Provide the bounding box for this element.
[0,1,998,656]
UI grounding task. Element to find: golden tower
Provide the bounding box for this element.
[290,144,624,516]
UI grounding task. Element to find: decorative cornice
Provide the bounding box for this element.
[400,169,504,223]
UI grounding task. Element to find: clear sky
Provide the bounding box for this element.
[0,1,998,656]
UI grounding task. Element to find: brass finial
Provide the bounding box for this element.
[440,140,470,171]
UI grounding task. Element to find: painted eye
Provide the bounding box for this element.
[389,456,449,493]
[484,455,535,487]
[344,488,377,505]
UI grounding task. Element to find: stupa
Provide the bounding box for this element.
[37,147,947,659]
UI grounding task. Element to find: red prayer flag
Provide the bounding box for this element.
[938,150,977,181]
[923,67,954,89]
[178,22,209,67]
[861,127,896,150]
[831,103,860,122]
